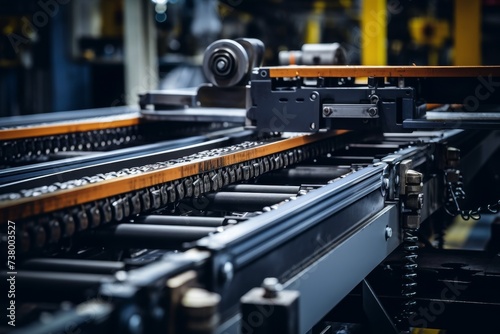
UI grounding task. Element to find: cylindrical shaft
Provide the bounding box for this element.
[257,166,351,185]
[222,184,300,194]
[21,258,125,274]
[89,224,217,249]
[2,271,113,302]
[135,215,225,227]
[205,192,293,212]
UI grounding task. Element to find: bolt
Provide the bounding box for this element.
[368,107,378,117]
[323,106,333,116]
[262,277,283,298]
[310,92,318,101]
[385,226,393,240]
[310,122,316,130]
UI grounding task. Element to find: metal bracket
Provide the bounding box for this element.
[322,103,379,118]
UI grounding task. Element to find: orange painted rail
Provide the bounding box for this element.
[268,66,500,78]
[0,114,142,141]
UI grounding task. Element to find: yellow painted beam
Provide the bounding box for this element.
[454,0,481,65]
[305,1,325,44]
[361,0,387,65]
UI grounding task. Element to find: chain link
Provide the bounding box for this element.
[444,171,500,220]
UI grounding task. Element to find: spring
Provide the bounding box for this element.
[396,228,419,333]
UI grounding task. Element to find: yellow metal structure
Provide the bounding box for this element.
[409,17,450,65]
[305,1,326,44]
[409,17,450,49]
[361,0,387,65]
[454,0,481,65]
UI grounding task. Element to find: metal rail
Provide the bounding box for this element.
[268,65,500,78]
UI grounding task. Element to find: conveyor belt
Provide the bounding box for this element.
[2,128,498,334]
[0,113,142,141]
[0,130,348,222]
[0,127,252,188]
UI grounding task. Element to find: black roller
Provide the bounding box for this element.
[222,184,300,194]
[21,258,125,274]
[203,38,264,87]
[87,224,217,249]
[1,271,113,303]
[135,215,225,227]
[256,166,352,185]
[204,192,294,212]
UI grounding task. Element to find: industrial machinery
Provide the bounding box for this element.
[1,38,500,334]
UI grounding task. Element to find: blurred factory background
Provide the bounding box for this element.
[0,0,499,117]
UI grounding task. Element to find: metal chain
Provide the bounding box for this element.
[444,171,500,220]
[9,138,336,254]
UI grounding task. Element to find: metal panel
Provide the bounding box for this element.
[217,205,400,334]
[284,205,400,333]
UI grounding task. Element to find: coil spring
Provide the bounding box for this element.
[396,227,419,333]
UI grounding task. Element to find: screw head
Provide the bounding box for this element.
[323,106,333,116]
[310,92,318,101]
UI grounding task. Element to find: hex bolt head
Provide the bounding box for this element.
[368,107,378,117]
[323,106,333,116]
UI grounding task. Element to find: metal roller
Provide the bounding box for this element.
[204,192,294,212]
[2,271,114,303]
[256,166,352,185]
[135,215,225,227]
[203,38,264,87]
[21,258,125,274]
[222,184,300,194]
[85,224,217,249]
[279,43,347,65]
